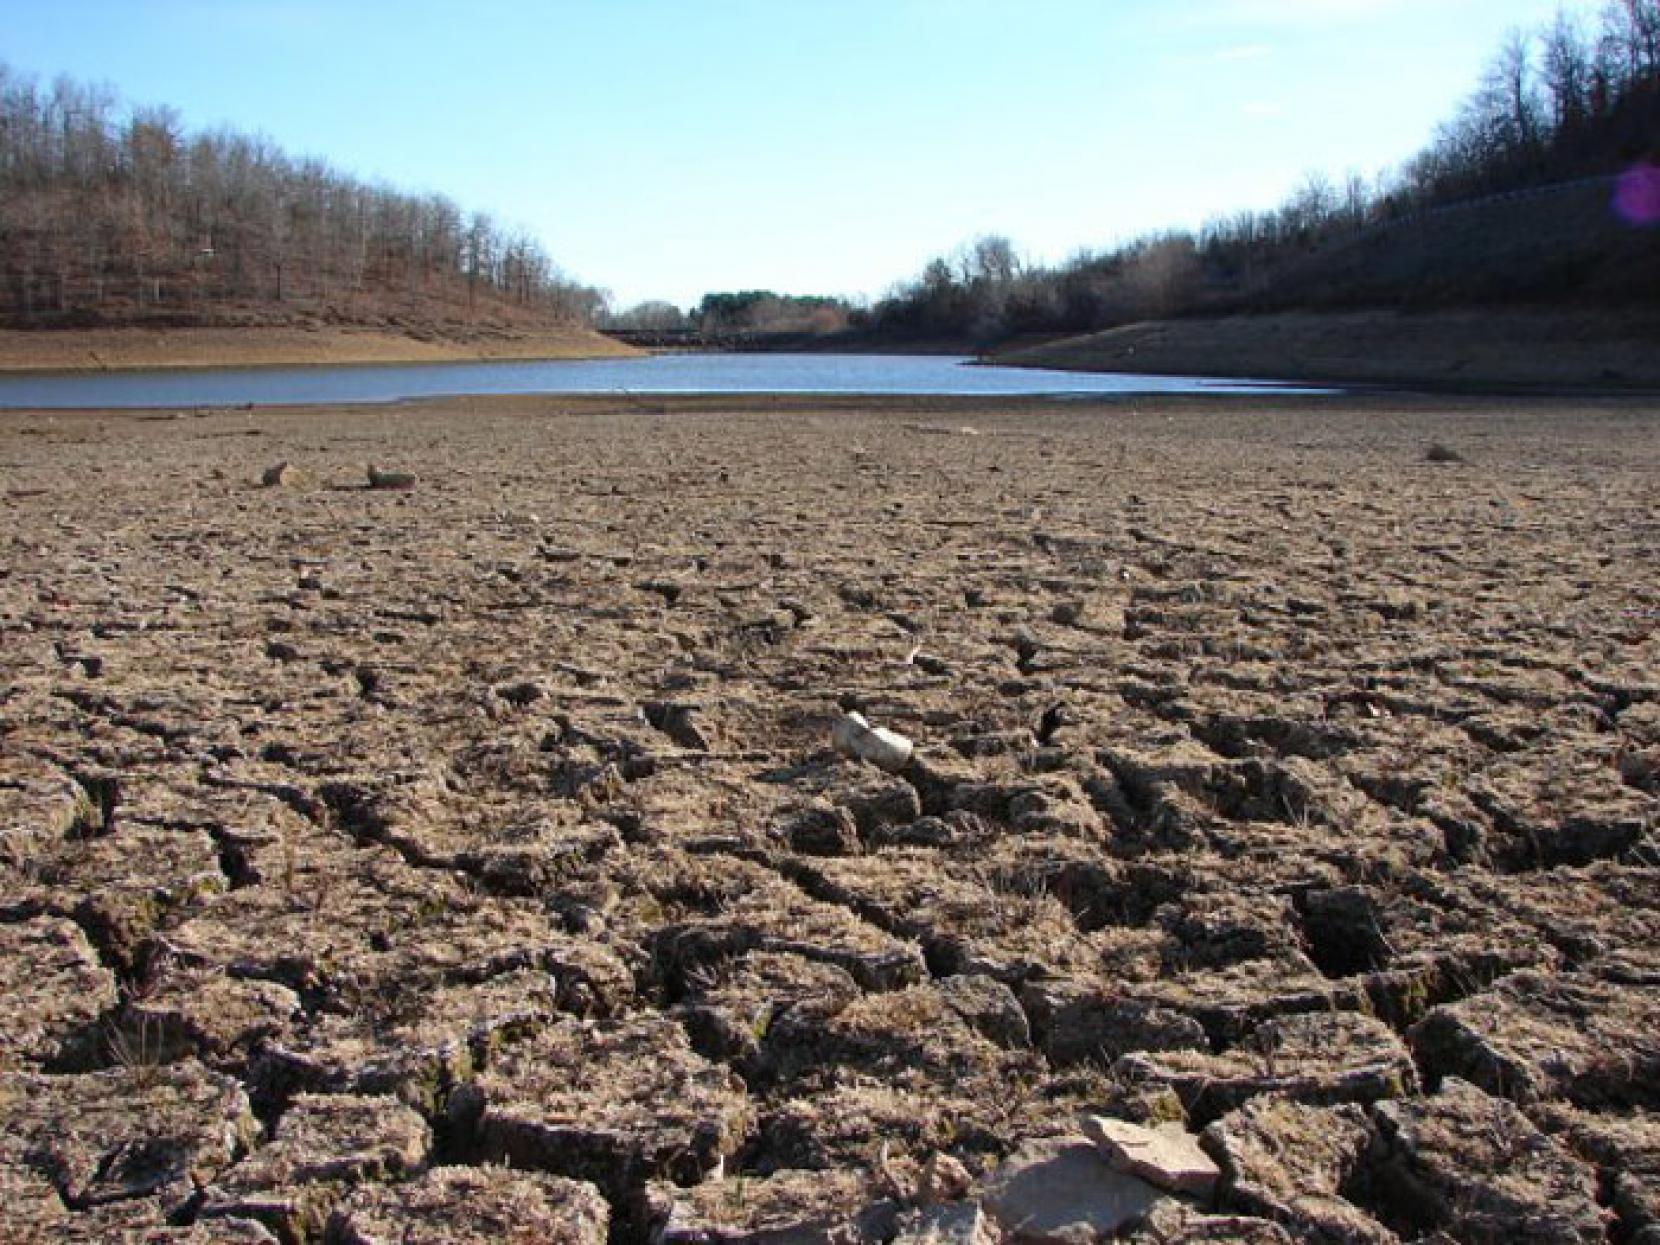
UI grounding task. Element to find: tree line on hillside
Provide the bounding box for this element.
[868,0,1660,343]
[0,64,605,328]
[604,290,855,335]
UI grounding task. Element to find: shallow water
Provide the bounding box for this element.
[0,352,1325,409]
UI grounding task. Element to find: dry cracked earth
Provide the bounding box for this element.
[1,391,1656,1244]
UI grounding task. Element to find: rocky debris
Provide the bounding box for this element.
[450,1014,752,1197]
[1118,1200,1297,1243]
[1364,1077,1608,1242]
[1410,969,1660,1107]
[1202,1096,1394,1243]
[364,463,417,490]
[0,1061,259,1215]
[980,1136,1165,1243]
[646,1167,891,1244]
[1081,1115,1219,1199]
[0,915,117,1068]
[1117,1012,1416,1122]
[326,1164,610,1244]
[199,1093,430,1240]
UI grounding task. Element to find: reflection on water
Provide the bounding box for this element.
[0,352,1324,409]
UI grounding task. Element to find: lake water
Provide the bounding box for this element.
[0,352,1322,409]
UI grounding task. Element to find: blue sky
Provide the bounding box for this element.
[1,0,1597,308]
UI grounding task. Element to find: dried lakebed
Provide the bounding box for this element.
[1,392,1656,1243]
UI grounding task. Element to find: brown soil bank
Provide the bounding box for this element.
[2,392,1656,1241]
[0,323,637,373]
[996,308,1660,390]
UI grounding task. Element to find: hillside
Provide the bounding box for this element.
[0,64,612,358]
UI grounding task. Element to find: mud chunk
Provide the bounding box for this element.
[647,1167,890,1244]
[327,1165,609,1245]
[893,1201,1001,1245]
[1019,980,1206,1067]
[938,973,1031,1050]
[0,1061,259,1214]
[200,1093,430,1240]
[0,915,117,1068]
[675,951,860,1076]
[1116,1012,1416,1122]
[1366,1077,1607,1242]
[1081,1115,1218,1199]
[251,968,563,1114]
[770,984,1037,1095]
[1409,969,1660,1107]
[981,1137,1165,1243]
[654,871,926,993]
[1202,1096,1394,1243]
[780,801,861,856]
[450,1014,752,1197]
[0,755,83,862]
[1535,1103,1660,1240]
[1119,1200,1296,1243]
[122,969,301,1069]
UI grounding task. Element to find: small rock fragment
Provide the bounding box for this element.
[1081,1114,1219,1199]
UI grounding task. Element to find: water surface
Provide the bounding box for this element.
[0,352,1323,409]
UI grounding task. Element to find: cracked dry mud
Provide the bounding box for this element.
[1,391,1656,1244]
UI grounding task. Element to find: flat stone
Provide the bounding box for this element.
[981,1137,1166,1243]
[327,1164,609,1244]
[1081,1115,1218,1198]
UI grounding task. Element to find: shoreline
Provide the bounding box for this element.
[0,324,639,375]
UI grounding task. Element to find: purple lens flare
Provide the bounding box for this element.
[1614,162,1660,227]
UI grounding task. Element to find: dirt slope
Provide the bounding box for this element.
[0,324,637,373]
[996,308,1660,389]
